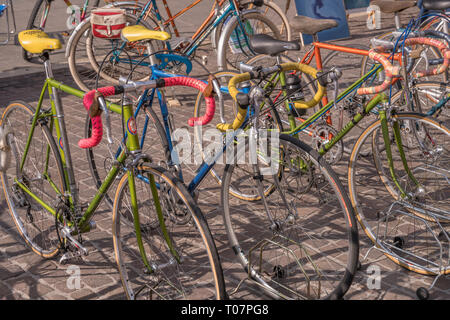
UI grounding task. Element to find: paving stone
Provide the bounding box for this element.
[0,2,447,300]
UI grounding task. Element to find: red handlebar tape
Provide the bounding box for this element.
[79,77,216,149]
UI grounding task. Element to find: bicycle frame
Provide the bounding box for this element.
[13,68,152,237]
[105,61,248,196]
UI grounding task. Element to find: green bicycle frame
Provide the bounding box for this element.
[14,75,174,272]
[258,67,421,200]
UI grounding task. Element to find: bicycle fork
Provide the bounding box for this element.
[378,108,422,200]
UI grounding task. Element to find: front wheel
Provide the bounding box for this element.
[221,134,359,299]
[217,11,281,71]
[112,164,226,300]
[348,113,450,275]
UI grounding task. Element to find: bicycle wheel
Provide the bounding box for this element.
[221,134,359,299]
[246,53,345,165]
[390,81,449,118]
[194,74,285,201]
[239,0,291,41]
[212,0,291,50]
[349,113,450,275]
[112,164,226,300]
[0,101,65,258]
[85,104,169,209]
[24,0,100,62]
[67,10,154,92]
[217,11,281,71]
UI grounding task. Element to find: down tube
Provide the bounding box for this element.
[318,94,387,156]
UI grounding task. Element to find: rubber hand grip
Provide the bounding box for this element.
[78,86,116,149]
[357,47,399,95]
[162,77,216,127]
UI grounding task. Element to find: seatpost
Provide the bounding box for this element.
[146,41,159,66]
[394,13,401,29]
[41,52,80,209]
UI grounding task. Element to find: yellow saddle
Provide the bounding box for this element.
[18,30,62,54]
[121,25,171,42]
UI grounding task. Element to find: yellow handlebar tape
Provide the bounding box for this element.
[217,62,325,132]
[280,62,326,109]
[216,72,251,132]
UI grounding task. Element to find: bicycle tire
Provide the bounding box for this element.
[193,70,285,201]
[221,133,359,299]
[112,163,226,300]
[349,112,450,275]
[85,105,169,210]
[0,101,65,258]
[212,0,291,51]
[217,11,281,71]
[67,10,153,92]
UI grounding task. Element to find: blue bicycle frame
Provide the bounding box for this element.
[111,54,251,195]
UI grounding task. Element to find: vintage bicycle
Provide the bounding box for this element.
[1,29,226,300]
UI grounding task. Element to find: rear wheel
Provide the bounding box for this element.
[217,11,281,71]
[68,11,154,92]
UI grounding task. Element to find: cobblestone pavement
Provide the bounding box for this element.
[0,2,449,300]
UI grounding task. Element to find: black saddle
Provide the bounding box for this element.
[422,0,450,10]
[370,0,417,13]
[290,15,338,35]
[249,34,300,56]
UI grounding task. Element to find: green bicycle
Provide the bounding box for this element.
[1,29,226,300]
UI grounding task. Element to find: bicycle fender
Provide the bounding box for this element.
[65,17,91,58]
[216,9,260,71]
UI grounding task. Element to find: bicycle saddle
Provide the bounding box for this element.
[249,34,300,56]
[422,0,450,10]
[18,30,61,54]
[290,16,338,35]
[121,25,171,42]
[370,0,417,13]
